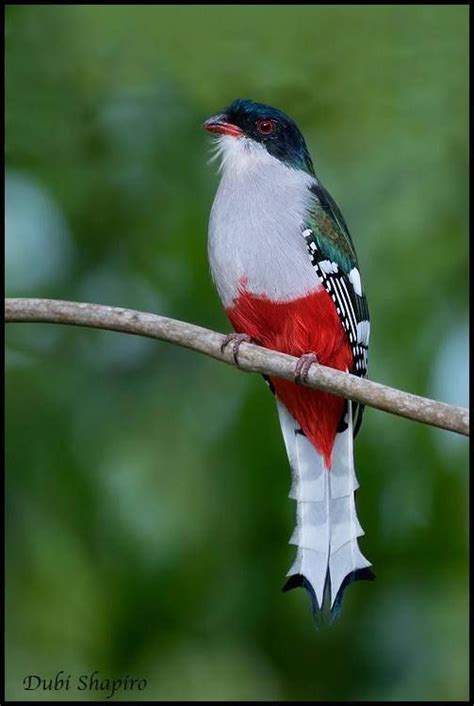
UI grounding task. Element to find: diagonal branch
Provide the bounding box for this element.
[5,297,469,437]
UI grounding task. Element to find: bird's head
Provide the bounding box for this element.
[202,98,315,176]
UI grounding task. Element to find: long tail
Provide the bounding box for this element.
[277,400,374,621]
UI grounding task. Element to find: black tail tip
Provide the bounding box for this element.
[282,574,322,627]
[283,568,376,627]
[330,567,376,622]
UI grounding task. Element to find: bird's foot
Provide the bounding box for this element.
[220,333,253,366]
[294,352,319,384]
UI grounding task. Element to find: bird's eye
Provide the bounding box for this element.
[256,119,275,135]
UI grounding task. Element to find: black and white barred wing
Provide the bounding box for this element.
[303,183,371,435]
[303,229,370,377]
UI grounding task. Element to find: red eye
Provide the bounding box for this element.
[256,118,275,135]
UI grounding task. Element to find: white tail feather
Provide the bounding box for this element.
[277,399,371,612]
[328,405,371,607]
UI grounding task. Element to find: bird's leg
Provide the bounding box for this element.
[220,333,254,366]
[294,352,319,385]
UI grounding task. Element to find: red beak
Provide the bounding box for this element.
[202,114,243,137]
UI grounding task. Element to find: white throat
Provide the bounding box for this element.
[207,136,320,308]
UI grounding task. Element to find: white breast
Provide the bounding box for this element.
[207,136,321,308]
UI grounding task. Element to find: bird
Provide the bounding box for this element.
[202,98,374,622]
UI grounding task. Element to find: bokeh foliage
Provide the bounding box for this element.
[6,5,468,701]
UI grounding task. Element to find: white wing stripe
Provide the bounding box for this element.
[338,276,359,343]
[332,276,357,343]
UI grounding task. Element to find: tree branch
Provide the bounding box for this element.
[5,297,469,437]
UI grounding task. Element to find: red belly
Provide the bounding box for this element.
[226,285,353,467]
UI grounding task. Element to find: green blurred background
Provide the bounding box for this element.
[5,5,469,702]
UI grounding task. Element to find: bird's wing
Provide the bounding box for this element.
[303,182,370,436]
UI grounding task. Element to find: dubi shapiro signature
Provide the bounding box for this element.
[23,671,147,699]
